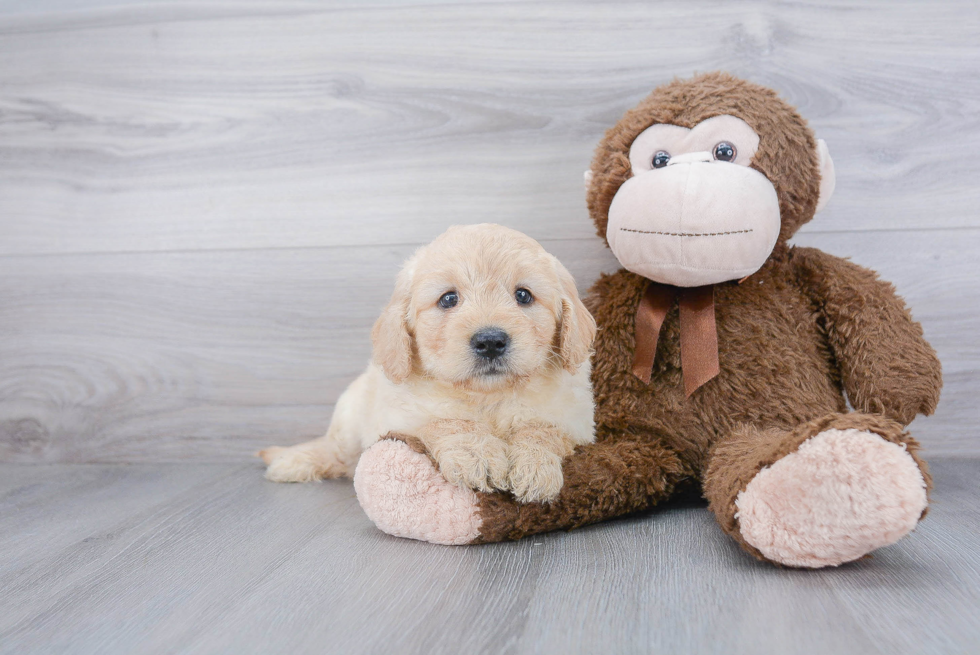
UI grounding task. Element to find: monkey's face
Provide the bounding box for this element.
[590,74,837,288]
[606,115,782,287]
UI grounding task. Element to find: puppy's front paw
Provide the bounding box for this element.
[435,438,510,494]
[508,447,564,503]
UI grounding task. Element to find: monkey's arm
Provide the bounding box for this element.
[472,431,688,543]
[361,427,689,544]
[792,247,942,426]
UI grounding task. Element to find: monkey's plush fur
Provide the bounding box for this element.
[354,73,942,567]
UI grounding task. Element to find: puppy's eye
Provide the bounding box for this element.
[515,288,533,305]
[713,142,737,162]
[652,151,671,169]
[438,291,458,309]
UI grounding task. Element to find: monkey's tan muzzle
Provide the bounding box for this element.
[606,154,781,287]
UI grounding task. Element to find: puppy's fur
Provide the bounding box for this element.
[259,224,597,503]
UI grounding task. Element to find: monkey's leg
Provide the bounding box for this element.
[702,413,931,568]
[353,432,689,545]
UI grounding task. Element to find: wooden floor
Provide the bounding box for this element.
[1,458,978,655]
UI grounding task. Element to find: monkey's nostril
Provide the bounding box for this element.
[471,328,510,360]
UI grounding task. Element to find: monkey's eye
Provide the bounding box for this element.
[438,291,459,309]
[652,151,671,169]
[515,288,533,305]
[713,142,737,162]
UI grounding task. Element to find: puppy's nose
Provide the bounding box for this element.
[471,328,510,360]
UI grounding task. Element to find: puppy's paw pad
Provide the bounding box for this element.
[508,450,564,504]
[736,428,928,568]
[264,450,323,483]
[354,439,482,545]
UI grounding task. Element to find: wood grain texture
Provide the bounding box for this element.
[0,1,978,256]
[0,0,977,462]
[1,459,978,654]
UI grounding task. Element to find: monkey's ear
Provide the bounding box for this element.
[815,139,836,213]
[553,257,597,373]
[371,271,414,384]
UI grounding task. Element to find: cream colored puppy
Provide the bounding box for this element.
[259,223,596,503]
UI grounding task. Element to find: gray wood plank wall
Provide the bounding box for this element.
[1,0,978,462]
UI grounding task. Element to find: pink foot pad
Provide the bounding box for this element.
[353,439,482,545]
[735,428,928,568]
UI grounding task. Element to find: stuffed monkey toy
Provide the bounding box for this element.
[353,72,943,568]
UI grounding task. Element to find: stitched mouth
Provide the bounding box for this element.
[619,228,754,237]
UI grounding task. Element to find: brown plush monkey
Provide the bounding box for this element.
[353,73,942,568]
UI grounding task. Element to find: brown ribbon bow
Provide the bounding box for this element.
[632,281,720,397]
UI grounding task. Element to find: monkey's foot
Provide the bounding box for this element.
[353,436,482,545]
[735,428,928,568]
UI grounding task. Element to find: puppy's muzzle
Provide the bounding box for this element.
[471,327,509,361]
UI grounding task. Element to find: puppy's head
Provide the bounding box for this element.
[372,224,596,389]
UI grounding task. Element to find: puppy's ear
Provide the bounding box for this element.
[371,268,414,384]
[553,257,597,373]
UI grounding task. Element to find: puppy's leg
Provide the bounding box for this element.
[259,432,361,483]
[418,419,510,494]
[506,423,576,503]
[260,370,370,482]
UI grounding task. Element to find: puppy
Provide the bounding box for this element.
[259,223,596,503]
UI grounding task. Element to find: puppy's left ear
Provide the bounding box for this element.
[371,267,414,384]
[553,257,597,373]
